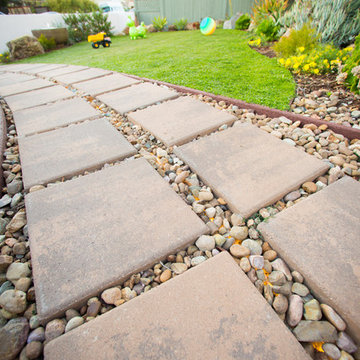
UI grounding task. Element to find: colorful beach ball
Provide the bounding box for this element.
[200,17,216,35]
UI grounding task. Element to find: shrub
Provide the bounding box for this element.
[0,51,11,63]
[343,34,360,93]
[280,0,360,47]
[174,18,187,31]
[235,14,251,30]
[63,11,113,43]
[252,0,288,26]
[38,34,56,51]
[152,16,167,31]
[273,23,319,58]
[45,0,98,13]
[255,17,280,42]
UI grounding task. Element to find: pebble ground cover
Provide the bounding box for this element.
[0,66,359,359]
[16,30,296,110]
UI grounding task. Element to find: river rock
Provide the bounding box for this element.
[271,258,292,281]
[25,340,43,359]
[229,244,250,258]
[320,304,346,331]
[27,326,45,343]
[86,300,101,317]
[195,235,215,251]
[198,190,213,201]
[7,180,23,196]
[6,263,30,283]
[229,226,248,240]
[0,289,27,314]
[284,190,301,202]
[336,332,357,353]
[268,271,286,286]
[191,256,206,266]
[160,269,171,283]
[239,257,251,272]
[287,294,303,327]
[65,316,84,333]
[45,319,65,341]
[0,317,29,360]
[293,320,337,342]
[304,299,322,320]
[242,239,262,255]
[323,343,341,360]
[0,255,13,272]
[230,213,245,226]
[292,282,309,296]
[6,210,26,233]
[170,263,187,275]
[339,350,355,359]
[273,294,288,314]
[213,234,226,247]
[249,255,264,269]
[101,287,122,305]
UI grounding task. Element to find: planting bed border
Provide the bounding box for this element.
[0,106,6,190]
[123,73,360,141]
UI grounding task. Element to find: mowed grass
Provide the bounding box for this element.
[18,30,295,110]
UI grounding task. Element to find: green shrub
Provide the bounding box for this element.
[273,23,319,57]
[344,34,360,93]
[63,11,113,43]
[152,16,167,31]
[235,14,251,30]
[280,0,360,47]
[252,0,289,26]
[255,17,280,42]
[174,18,188,31]
[45,0,98,13]
[38,33,56,51]
[0,51,11,63]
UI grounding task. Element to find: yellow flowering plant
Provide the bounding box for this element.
[248,38,262,47]
[277,44,353,75]
[0,51,11,64]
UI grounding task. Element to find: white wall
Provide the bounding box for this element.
[0,12,129,53]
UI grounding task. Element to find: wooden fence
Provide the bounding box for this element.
[134,0,255,25]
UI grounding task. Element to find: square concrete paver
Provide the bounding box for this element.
[44,252,310,360]
[39,65,88,78]
[175,123,329,218]
[72,73,140,96]
[0,78,54,96]
[26,157,209,321]
[0,63,47,72]
[129,96,237,146]
[19,118,136,189]
[258,176,360,344]
[0,73,36,87]
[53,67,112,85]
[97,82,178,114]
[13,97,100,137]
[24,63,68,74]
[4,85,74,111]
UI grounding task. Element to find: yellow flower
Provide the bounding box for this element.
[309,62,316,68]
[303,64,310,71]
[278,58,285,65]
[313,69,319,74]
[297,46,305,53]
[0,54,2,57]
[293,63,300,69]
[255,39,261,46]
[285,58,292,68]
[342,56,348,61]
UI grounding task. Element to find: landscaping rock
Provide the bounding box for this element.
[65,316,84,333]
[321,304,346,331]
[287,294,303,327]
[323,343,341,360]
[101,287,122,305]
[195,235,215,251]
[304,299,322,321]
[293,320,338,342]
[45,319,65,342]
[6,263,30,284]
[25,341,43,359]
[337,332,358,353]
[7,36,44,60]
[0,317,29,360]
[0,289,27,314]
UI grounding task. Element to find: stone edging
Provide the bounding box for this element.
[0,105,6,191]
[121,73,360,141]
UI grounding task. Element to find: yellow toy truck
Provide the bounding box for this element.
[88,32,111,49]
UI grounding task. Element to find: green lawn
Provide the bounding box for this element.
[18,30,295,110]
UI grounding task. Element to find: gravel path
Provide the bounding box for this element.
[0,65,359,360]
